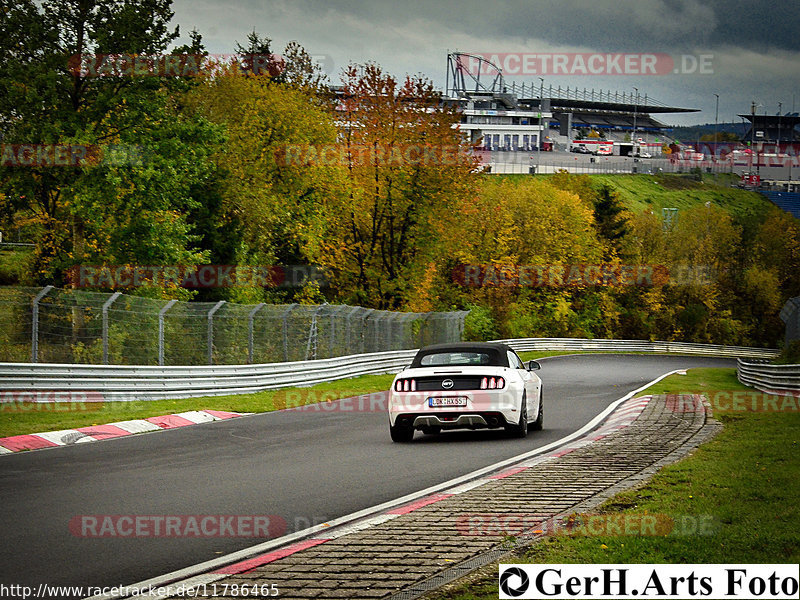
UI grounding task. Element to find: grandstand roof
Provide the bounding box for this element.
[542,97,696,114]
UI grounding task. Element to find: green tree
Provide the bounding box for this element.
[592,185,631,259]
[0,0,220,289]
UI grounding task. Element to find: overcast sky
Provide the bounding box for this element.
[170,0,800,126]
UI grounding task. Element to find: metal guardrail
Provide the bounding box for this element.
[0,338,781,402]
[737,358,800,392]
[498,338,779,359]
[0,349,419,401]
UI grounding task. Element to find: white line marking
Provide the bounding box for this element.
[325,513,400,539]
[84,368,684,599]
[448,479,491,495]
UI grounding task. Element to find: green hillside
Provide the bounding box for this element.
[500,173,774,219]
[584,173,772,218]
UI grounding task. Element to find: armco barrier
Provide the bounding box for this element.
[0,349,419,401]
[0,338,780,402]
[737,358,800,393]
[497,338,779,359]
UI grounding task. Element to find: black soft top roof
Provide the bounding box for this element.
[410,342,513,368]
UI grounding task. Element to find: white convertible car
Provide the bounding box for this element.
[388,342,542,442]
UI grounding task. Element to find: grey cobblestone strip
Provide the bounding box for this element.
[179,394,719,600]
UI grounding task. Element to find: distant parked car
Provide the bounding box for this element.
[387,342,543,442]
[570,146,592,154]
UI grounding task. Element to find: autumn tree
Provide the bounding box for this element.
[307,63,478,309]
[185,70,342,302]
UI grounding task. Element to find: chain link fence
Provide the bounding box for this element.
[0,287,468,366]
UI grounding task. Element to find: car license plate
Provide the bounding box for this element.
[428,397,467,407]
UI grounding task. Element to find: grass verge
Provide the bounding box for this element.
[0,373,396,438]
[429,367,800,600]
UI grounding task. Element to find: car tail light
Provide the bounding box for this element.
[480,376,505,389]
[395,379,416,392]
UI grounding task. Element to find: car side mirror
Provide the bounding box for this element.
[527,360,541,371]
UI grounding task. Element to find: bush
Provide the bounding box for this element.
[776,340,800,365]
[463,304,499,341]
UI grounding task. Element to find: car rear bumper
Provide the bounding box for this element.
[392,411,512,430]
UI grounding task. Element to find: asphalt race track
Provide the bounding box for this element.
[0,354,734,596]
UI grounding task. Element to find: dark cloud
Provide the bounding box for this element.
[268,0,799,54]
[170,0,800,124]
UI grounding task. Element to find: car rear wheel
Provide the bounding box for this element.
[390,424,414,443]
[505,394,528,438]
[531,387,544,431]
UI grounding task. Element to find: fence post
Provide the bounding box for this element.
[400,313,417,349]
[207,301,226,365]
[158,300,177,366]
[329,306,336,358]
[281,304,297,362]
[381,312,391,351]
[305,303,326,361]
[389,313,398,350]
[458,310,469,340]
[345,306,361,353]
[31,285,54,363]
[101,291,122,365]
[426,312,438,345]
[247,303,266,364]
[362,309,375,354]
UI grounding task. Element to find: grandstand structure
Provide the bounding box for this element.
[444,52,698,155]
[758,190,800,220]
[739,110,800,145]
